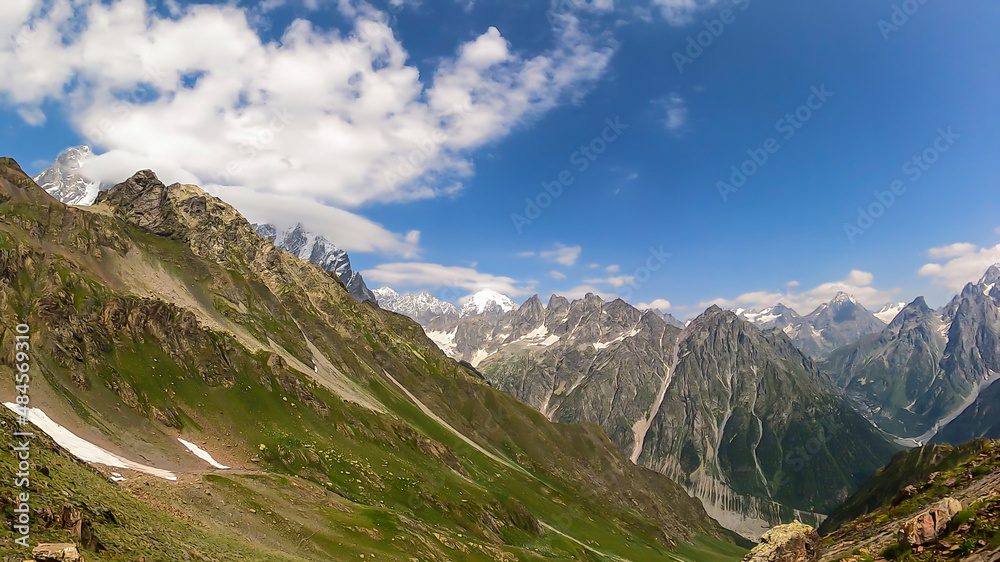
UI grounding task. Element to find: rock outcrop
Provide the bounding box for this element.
[898,497,963,547]
[743,522,821,562]
[31,543,82,561]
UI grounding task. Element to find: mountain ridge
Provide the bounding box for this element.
[0,158,742,560]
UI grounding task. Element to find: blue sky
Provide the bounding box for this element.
[3,0,999,316]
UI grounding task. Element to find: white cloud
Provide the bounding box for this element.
[919,242,1000,291]
[209,186,421,257]
[657,93,688,135]
[0,0,612,255]
[363,262,533,297]
[637,298,671,311]
[650,0,723,25]
[584,274,635,288]
[699,270,900,315]
[786,280,800,288]
[845,269,874,286]
[539,243,582,266]
[927,242,979,260]
[549,270,567,279]
[605,264,620,273]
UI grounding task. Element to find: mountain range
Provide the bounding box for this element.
[736,293,893,358]
[6,152,999,559]
[0,157,747,560]
[369,288,902,538]
[369,277,1000,540]
[823,266,1000,444]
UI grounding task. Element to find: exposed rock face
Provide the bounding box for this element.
[898,497,962,547]
[822,266,1000,442]
[737,294,886,358]
[480,302,897,539]
[798,293,887,356]
[33,145,102,206]
[31,543,82,561]
[255,223,376,303]
[94,170,184,238]
[743,522,821,562]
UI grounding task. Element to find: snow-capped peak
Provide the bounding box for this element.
[874,302,907,324]
[373,287,399,300]
[831,292,858,305]
[376,287,458,322]
[460,290,515,318]
[33,146,101,206]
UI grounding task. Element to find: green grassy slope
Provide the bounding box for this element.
[0,159,745,561]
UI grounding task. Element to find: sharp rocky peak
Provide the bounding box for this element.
[979,263,1000,286]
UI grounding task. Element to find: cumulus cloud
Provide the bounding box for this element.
[0,0,612,254]
[363,262,533,296]
[926,242,980,260]
[539,243,582,266]
[637,298,671,311]
[605,264,620,272]
[699,270,901,315]
[919,242,1000,291]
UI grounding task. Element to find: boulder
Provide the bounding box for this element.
[743,521,821,562]
[898,497,963,547]
[31,543,81,561]
[891,485,917,506]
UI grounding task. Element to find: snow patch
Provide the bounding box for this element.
[178,438,230,469]
[4,404,177,481]
[875,302,907,324]
[425,329,457,355]
[469,349,490,367]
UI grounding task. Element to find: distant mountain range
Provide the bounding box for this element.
[373,287,458,324]
[371,272,1000,540]
[736,293,894,357]
[823,265,1000,444]
[255,223,376,303]
[375,288,900,538]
